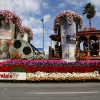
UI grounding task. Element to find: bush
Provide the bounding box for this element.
[10,49,22,59]
[11,67,26,72]
[31,54,46,60]
[76,53,89,60]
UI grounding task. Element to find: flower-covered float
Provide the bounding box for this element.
[17,26,33,41]
[0,10,24,36]
[76,25,100,59]
[53,10,83,32]
[49,10,83,60]
[81,26,97,31]
[0,10,39,60]
[0,59,100,82]
[0,10,100,82]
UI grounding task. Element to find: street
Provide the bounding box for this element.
[0,82,100,100]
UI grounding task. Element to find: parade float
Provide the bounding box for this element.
[0,10,100,82]
[49,10,83,61]
[0,10,34,60]
[76,26,100,60]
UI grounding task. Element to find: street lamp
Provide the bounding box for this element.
[41,19,44,54]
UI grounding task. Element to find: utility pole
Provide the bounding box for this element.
[41,19,44,55]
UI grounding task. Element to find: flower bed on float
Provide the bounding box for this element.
[81,26,97,31]
[0,10,23,35]
[21,26,33,39]
[0,59,100,82]
[53,10,83,32]
[0,10,33,39]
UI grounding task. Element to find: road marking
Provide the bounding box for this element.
[25,91,99,95]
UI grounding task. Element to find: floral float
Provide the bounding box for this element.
[81,26,97,31]
[0,10,24,36]
[53,10,83,32]
[21,26,33,39]
[0,59,100,81]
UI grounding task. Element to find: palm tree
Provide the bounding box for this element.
[82,3,96,27]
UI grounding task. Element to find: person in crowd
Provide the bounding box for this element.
[79,39,84,53]
[89,40,94,56]
[83,41,88,54]
[92,40,98,56]
[55,41,59,51]
[89,40,98,56]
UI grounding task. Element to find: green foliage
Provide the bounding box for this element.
[11,67,26,72]
[83,3,96,18]
[96,68,100,74]
[82,2,96,26]
[29,54,46,60]
[10,49,22,59]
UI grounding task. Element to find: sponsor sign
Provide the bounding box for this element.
[0,72,26,80]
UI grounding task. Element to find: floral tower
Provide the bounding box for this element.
[53,10,83,60]
[0,10,34,60]
[17,25,33,42]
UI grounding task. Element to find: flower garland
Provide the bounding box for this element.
[0,59,100,81]
[76,53,89,60]
[0,10,24,36]
[81,26,98,31]
[26,71,100,81]
[54,10,83,32]
[21,26,33,39]
[0,59,100,73]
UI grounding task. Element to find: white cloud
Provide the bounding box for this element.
[58,3,66,9]
[87,0,100,7]
[34,40,42,44]
[65,0,84,7]
[22,17,42,28]
[42,2,49,9]
[21,14,52,35]
[14,0,39,15]
[85,0,100,17]
[96,12,100,17]
[0,0,42,15]
[64,0,100,17]
[46,29,54,34]
[32,27,43,35]
[87,0,100,11]
[43,14,51,23]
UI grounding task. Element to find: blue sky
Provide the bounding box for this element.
[0,0,100,54]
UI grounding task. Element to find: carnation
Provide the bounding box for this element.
[81,26,97,31]
[53,10,83,32]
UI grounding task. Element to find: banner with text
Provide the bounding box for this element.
[0,72,26,80]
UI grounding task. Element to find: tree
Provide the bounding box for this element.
[82,3,96,27]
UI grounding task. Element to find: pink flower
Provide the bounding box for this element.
[53,10,83,32]
[81,26,97,31]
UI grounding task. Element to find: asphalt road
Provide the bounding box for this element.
[0,82,100,100]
